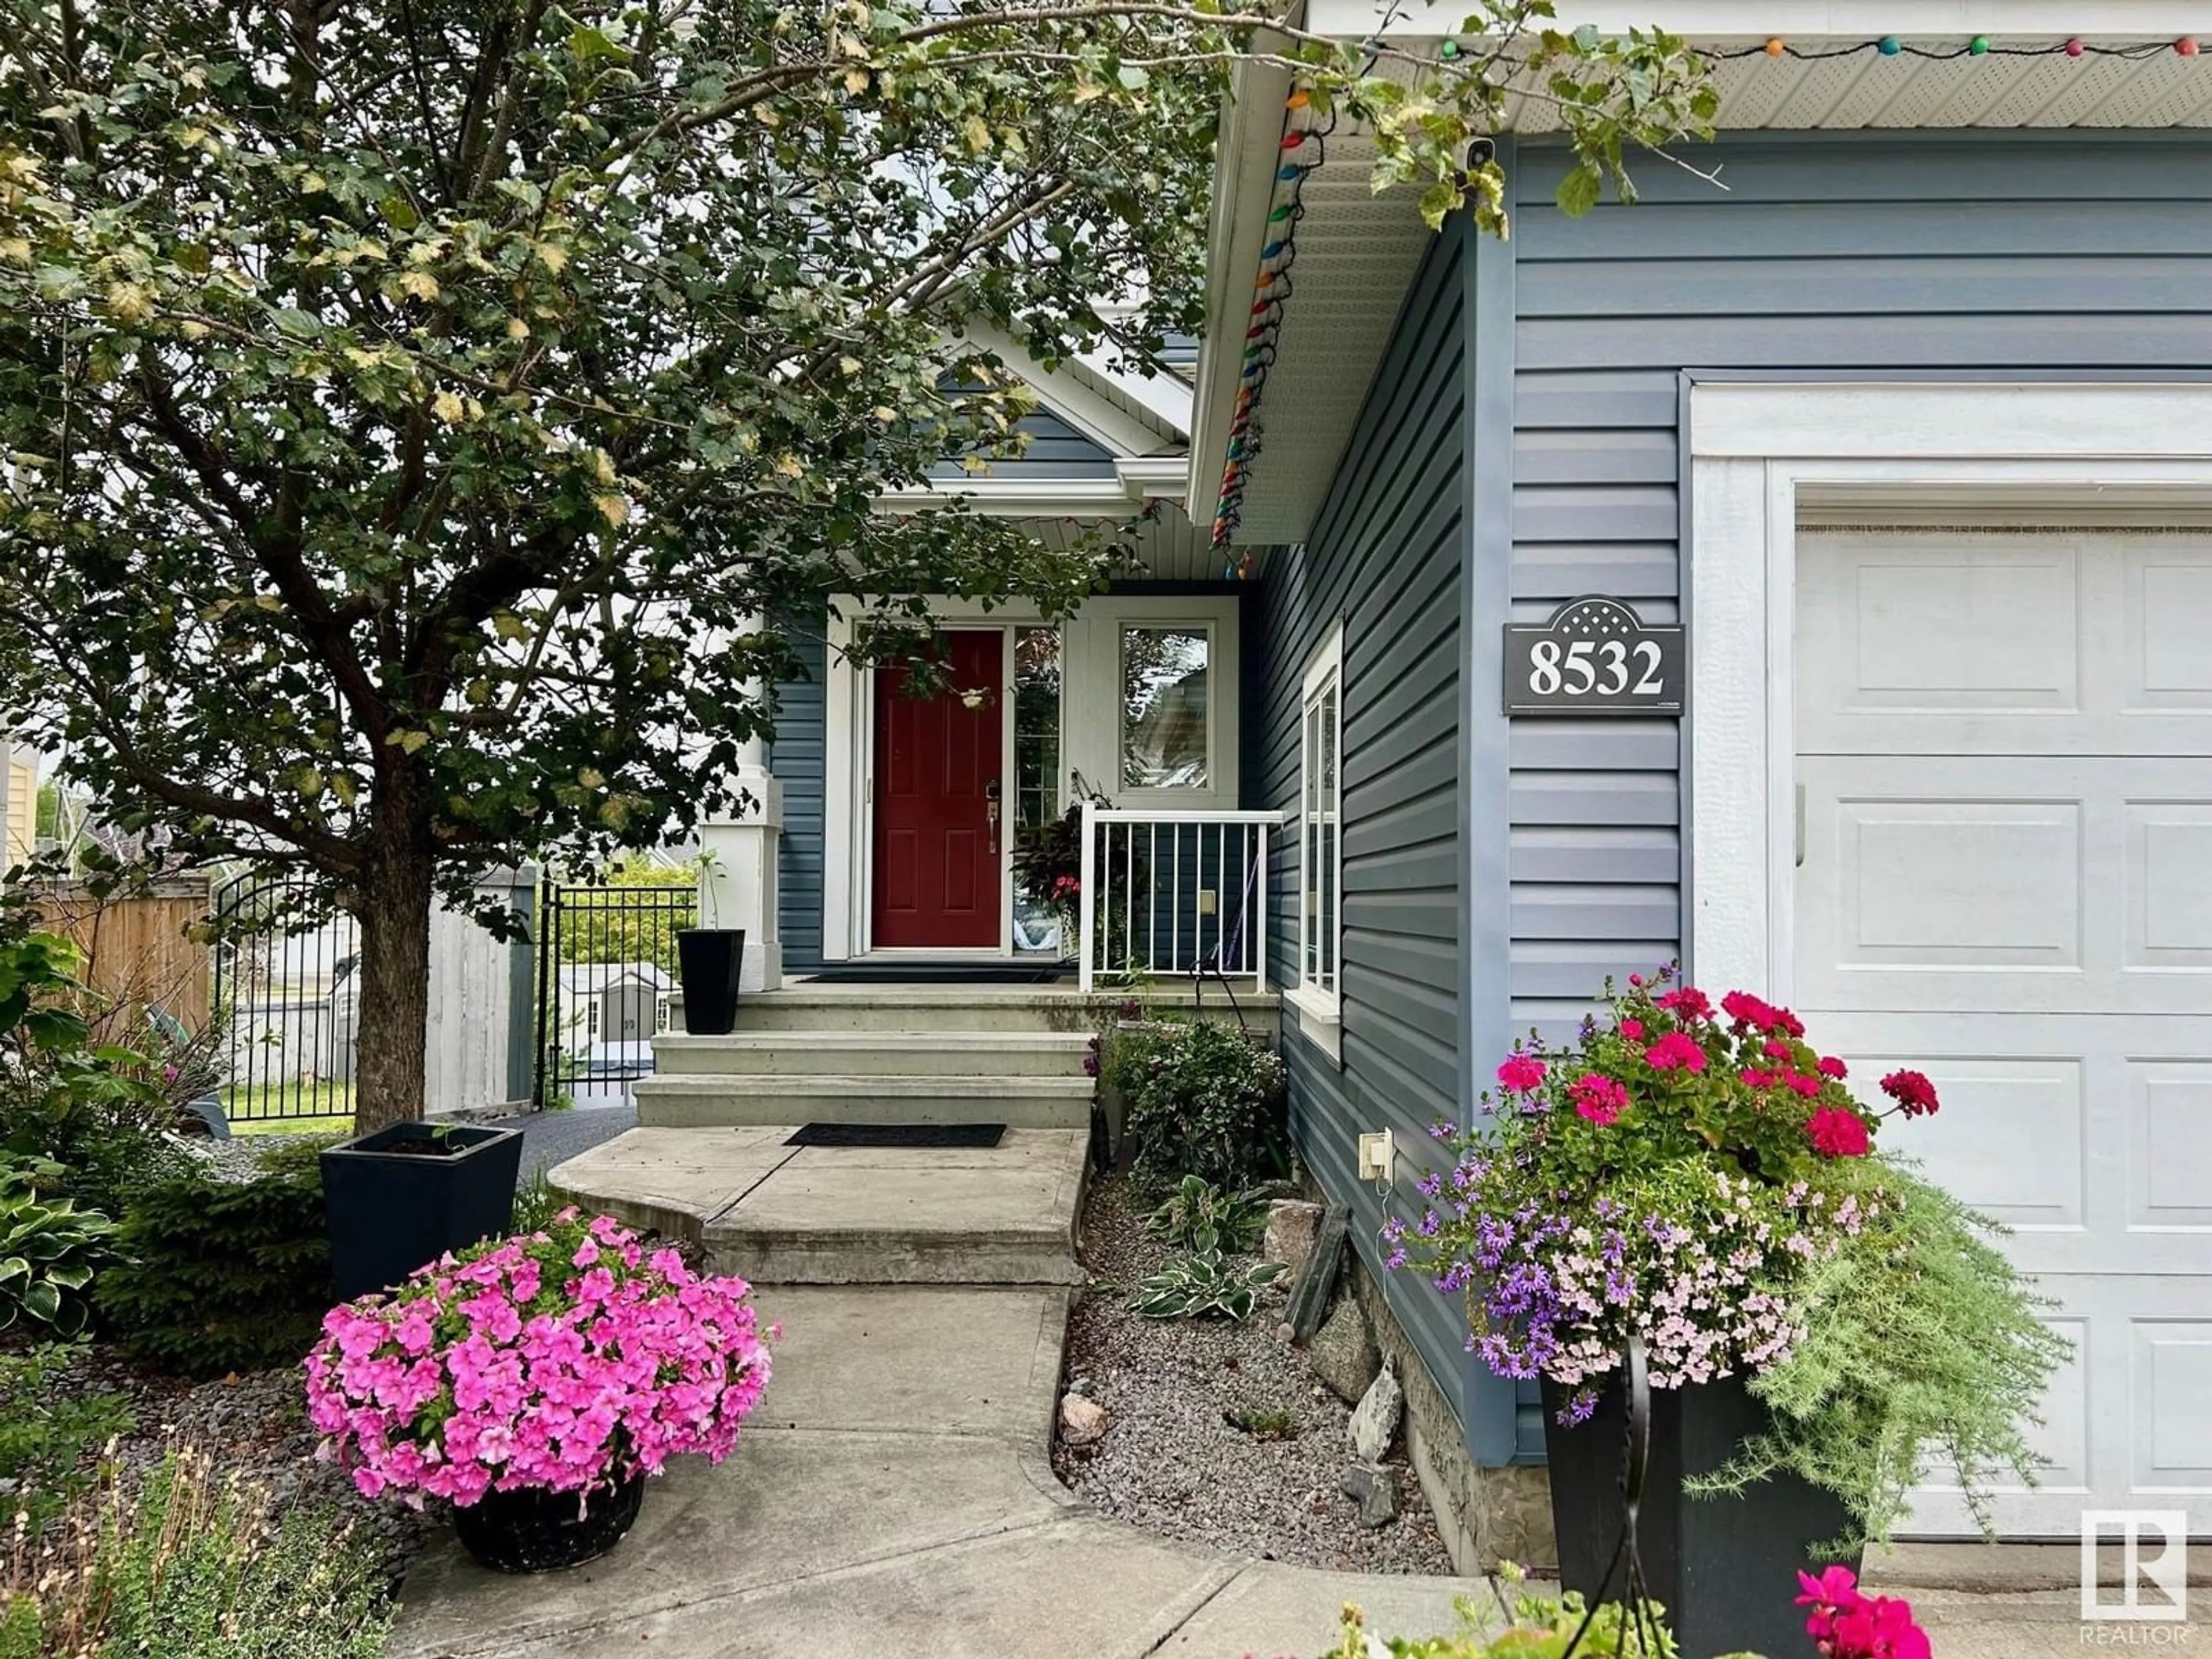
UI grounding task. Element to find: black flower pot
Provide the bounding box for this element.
[675,927,746,1036]
[452,1474,647,1574]
[1541,1369,1859,1659]
[320,1123,524,1302]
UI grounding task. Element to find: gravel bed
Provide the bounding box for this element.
[1052,1175,1456,1575]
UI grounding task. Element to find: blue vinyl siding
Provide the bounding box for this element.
[1498,130,2212,1455]
[929,407,1119,480]
[770,622,828,971]
[1507,131,2212,1051]
[1256,229,1477,1453]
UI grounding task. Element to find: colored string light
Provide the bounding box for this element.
[1719,33,2192,63]
[1211,79,1332,571]
[1213,28,2199,577]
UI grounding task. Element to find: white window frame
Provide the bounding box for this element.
[1115,620,1217,795]
[1289,622,1344,1058]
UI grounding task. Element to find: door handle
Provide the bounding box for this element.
[985,779,1001,855]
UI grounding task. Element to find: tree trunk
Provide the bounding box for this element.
[351,809,437,1135]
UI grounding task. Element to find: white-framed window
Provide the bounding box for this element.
[1293,624,1343,1050]
[654,995,673,1035]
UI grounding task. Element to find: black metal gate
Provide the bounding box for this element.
[210,872,359,1124]
[533,880,696,1109]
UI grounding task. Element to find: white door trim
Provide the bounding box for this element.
[1687,380,2212,1000]
[824,603,1037,963]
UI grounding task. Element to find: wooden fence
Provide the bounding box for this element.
[32,878,213,1038]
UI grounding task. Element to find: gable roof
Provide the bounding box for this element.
[1190,2,2212,543]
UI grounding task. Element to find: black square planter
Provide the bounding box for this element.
[1541,1370,1858,1658]
[320,1123,525,1302]
[676,928,745,1036]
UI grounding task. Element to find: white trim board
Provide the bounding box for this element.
[1684,379,2212,1001]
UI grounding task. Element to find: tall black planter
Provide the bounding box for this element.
[676,927,745,1036]
[320,1123,524,1301]
[1541,1369,1858,1658]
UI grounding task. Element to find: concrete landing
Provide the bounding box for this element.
[547,1126,1088,1286]
[384,1286,1482,1659]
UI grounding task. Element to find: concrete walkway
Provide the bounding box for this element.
[384,1286,1484,1659]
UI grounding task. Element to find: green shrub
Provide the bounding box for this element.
[1145,1174,1268,1255]
[1117,1020,1289,1197]
[94,1142,332,1377]
[0,1160,113,1336]
[1328,1573,1696,1658]
[1129,1249,1285,1321]
[0,1445,392,1659]
[1694,1161,2074,1550]
[0,1343,133,1530]
[0,919,192,1218]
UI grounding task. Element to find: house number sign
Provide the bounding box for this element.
[1502,596,1684,717]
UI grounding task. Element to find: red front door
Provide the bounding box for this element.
[872,630,1003,949]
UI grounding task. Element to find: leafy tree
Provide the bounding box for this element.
[0,1,1714,1130]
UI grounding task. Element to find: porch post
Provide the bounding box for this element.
[698,767,783,998]
[1078,800,1097,994]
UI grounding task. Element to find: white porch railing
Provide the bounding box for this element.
[1077,805,1290,994]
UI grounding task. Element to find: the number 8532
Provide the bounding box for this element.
[1529,637,1665,697]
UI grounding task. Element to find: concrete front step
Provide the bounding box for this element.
[718,980,1277,1036]
[653,1029,1092,1078]
[547,1125,1087,1287]
[632,1071,1094,1130]
[727,984,1118,1035]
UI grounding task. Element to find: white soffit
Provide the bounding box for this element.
[1229,136,1437,545]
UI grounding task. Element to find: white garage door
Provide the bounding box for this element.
[1795,528,2212,1539]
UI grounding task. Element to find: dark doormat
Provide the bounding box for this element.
[786,1122,1008,1149]
[800,964,1070,985]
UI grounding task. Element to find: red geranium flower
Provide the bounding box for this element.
[1818,1056,1849,1080]
[1643,1032,1707,1074]
[1721,990,1774,1029]
[1569,1073,1629,1127]
[1655,986,1713,1021]
[1880,1069,1940,1117]
[1806,1105,1871,1158]
[1496,1054,1546,1093]
[1618,1018,1644,1040]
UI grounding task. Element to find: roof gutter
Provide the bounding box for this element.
[1301,0,2210,37]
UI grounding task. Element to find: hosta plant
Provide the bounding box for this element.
[306,1210,772,1508]
[1145,1175,1268,1256]
[0,1158,113,1336]
[1393,968,2065,1548]
[1130,1249,1285,1322]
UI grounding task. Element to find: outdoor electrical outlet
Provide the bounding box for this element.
[1198,887,1217,916]
[1357,1130,1395,1185]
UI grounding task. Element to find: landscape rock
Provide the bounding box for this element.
[1347,1363,1404,1463]
[1262,1200,1325,1278]
[1059,1392,1109,1447]
[1053,1177,1455,1575]
[1305,1296,1380,1404]
[1340,1462,1400,1529]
